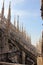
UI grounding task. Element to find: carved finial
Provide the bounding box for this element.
[7,1,11,22]
[1,0,4,18]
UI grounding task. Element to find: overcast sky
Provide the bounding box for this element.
[0,0,42,45]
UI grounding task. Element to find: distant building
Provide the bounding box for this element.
[36,38,42,53]
[40,0,43,19]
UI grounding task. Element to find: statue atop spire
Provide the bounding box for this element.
[14,16,16,27]
[7,1,11,22]
[17,15,19,31]
[6,1,11,34]
[1,0,4,18]
[22,23,23,34]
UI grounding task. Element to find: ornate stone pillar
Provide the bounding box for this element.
[22,51,25,64]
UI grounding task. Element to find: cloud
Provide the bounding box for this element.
[11,9,40,18]
[0,0,39,18]
[4,8,40,22]
[13,0,24,4]
[10,0,25,9]
[5,0,24,6]
[0,0,40,20]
